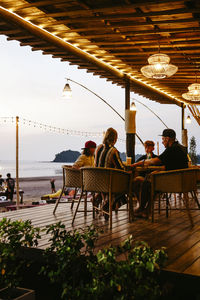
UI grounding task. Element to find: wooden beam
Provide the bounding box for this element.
[0,29,22,34]
[7,35,34,40]
[27,7,200,22]
[42,17,198,33]
[60,27,200,40]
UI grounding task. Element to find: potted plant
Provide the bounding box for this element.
[0,218,41,300]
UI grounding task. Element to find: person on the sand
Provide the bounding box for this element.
[50,179,56,193]
[6,173,15,201]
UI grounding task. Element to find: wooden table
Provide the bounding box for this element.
[124,165,165,176]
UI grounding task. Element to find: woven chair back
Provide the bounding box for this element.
[81,167,131,194]
[63,166,81,188]
[153,168,197,193]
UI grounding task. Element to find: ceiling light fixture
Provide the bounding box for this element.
[141,43,178,79]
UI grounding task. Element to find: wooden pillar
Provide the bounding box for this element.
[125,79,135,163]
[16,116,20,209]
[181,103,188,150]
[181,103,185,130]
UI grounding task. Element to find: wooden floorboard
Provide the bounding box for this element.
[1,202,200,276]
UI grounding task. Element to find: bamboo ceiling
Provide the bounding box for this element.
[1,0,200,107]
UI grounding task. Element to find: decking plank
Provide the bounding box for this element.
[1,203,200,276]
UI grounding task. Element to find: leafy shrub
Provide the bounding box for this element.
[41,223,167,300]
[40,222,99,299]
[0,218,41,292]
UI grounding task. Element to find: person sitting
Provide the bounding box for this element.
[73,140,96,169]
[95,128,124,170]
[136,140,157,163]
[132,129,188,218]
[95,128,126,217]
[133,140,157,206]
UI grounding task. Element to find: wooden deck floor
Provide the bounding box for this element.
[1,200,200,276]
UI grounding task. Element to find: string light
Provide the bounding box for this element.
[0,117,125,142]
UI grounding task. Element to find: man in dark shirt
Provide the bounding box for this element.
[6,173,15,201]
[132,129,188,217]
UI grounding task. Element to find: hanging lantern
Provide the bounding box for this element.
[186,115,192,124]
[62,82,72,99]
[182,83,200,101]
[141,53,178,79]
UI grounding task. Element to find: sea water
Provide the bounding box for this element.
[0,160,72,178]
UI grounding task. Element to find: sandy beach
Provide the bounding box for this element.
[18,176,63,203]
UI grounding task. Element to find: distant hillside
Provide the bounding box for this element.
[53,149,143,163]
[53,150,80,163]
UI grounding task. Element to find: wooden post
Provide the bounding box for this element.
[181,103,188,150]
[16,116,20,209]
[157,141,159,155]
[125,79,135,163]
[181,103,185,131]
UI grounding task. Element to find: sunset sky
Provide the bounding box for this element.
[0,35,199,161]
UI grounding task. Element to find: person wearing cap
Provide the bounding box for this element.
[73,140,96,169]
[132,129,188,218]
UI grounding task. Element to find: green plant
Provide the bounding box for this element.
[189,136,198,165]
[40,222,99,299]
[41,223,167,300]
[0,218,41,296]
[86,236,167,300]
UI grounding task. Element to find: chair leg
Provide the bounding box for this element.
[192,191,200,209]
[166,193,169,218]
[174,193,177,207]
[109,193,112,230]
[72,191,84,225]
[84,192,87,216]
[128,194,134,223]
[183,192,194,227]
[53,185,65,214]
[151,195,155,222]
[92,194,95,219]
[71,188,77,210]
[158,193,161,215]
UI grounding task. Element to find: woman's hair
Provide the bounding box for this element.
[103,128,118,146]
[82,148,91,157]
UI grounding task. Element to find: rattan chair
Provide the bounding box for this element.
[72,167,133,229]
[53,166,82,214]
[150,168,199,227]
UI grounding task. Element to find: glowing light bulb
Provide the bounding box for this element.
[62,83,72,99]
[186,116,192,124]
[155,63,162,70]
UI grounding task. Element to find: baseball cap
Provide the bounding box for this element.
[82,140,97,149]
[160,129,176,139]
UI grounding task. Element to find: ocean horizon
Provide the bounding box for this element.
[0,160,72,178]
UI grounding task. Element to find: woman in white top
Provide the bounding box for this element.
[73,140,96,169]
